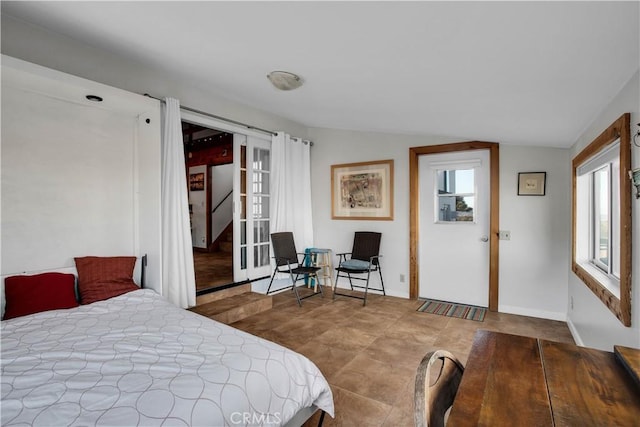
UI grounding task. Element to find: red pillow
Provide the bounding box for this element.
[74,256,138,305]
[3,272,78,320]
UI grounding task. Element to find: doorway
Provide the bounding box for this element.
[409,141,500,311]
[183,122,234,292]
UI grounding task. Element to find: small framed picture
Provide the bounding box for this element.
[189,172,205,191]
[518,172,546,196]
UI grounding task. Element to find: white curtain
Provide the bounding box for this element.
[271,132,314,250]
[161,97,196,308]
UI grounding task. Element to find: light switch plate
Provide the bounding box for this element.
[499,230,511,240]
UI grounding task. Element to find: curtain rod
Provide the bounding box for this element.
[144,93,276,136]
[144,93,314,146]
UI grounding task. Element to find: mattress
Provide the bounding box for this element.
[1,289,334,426]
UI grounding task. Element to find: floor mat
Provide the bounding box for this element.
[417,298,486,321]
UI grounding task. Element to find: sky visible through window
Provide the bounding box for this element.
[455,169,474,193]
[451,168,475,208]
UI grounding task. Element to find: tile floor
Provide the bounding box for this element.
[229,287,574,426]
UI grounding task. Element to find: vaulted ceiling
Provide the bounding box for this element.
[2,1,638,148]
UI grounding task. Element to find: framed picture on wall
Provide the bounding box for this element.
[189,172,205,191]
[518,172,546,196]
[331,159,394,220]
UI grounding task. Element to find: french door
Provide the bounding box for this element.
[233,134,272,281]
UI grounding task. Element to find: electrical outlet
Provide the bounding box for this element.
[400,274,405,283]
[570,296,574,310]
[499,230,511,240]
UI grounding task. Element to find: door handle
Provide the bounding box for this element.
[480,235,489,242]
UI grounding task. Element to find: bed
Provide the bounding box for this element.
[1,288,334,426]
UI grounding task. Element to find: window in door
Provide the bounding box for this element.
[436,168,476,223]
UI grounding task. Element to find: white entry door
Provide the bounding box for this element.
[418,149,490,307]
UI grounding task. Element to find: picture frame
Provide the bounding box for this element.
[189,172,205,191]
[331,159,394,220]
[518,172,546,196]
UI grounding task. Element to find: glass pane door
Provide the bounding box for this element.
[248,137,272,278]
[233,134,271,281]
[233,134,248,282]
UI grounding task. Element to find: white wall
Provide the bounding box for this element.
[308,128,453,298]
[211,164,233,242]
[568,71,640,350]
[1,56,162,295]
[188,165,208,249]
[498,146,570,320]
[308,127,572,318]
[185,163,235,248]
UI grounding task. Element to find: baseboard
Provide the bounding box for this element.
[498,304,567,322]
[253,278,329,295]
[566,317,585,346]
[251,277,283,294]
[381,289,409,299]
[332,283,408,299]
[254,279,410,300]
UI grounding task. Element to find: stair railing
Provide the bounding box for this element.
[211,190,233,215]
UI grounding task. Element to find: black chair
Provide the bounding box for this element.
[266,232,323,306]
[414,350,465,427]
[333,231,385,306]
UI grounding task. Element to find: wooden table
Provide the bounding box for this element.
[447,330,640,426]
[615,345,640,388]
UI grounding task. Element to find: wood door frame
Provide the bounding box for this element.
[409,141,500,311]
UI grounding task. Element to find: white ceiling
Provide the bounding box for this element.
[2,1,638,147]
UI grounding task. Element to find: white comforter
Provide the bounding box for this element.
[1,289,333,426]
